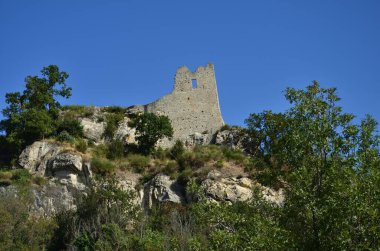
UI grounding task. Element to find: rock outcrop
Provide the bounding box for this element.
[214,128,256,154]
[19,141,62,176]
[9,139,284,216]
[113,117,137,144]
[142,174,186,210]
[80,117,105,143]
[201,170,284,206]
[0,180,79,216]
[18,141,91,188]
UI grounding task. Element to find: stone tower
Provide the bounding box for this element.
[131,63,224,147]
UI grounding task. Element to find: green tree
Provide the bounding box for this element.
[0,65,71,159]
[129,113,173,155]
[246,81,380,249]
[50,176,139,250]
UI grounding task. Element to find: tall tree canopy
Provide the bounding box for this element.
[129,113,173,155]
[0,65,71,159]
[246,81,380,250]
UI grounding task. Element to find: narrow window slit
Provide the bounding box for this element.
[192,79,197,89]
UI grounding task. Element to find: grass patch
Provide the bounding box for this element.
[61,105,95,119]
[11,169,32,186]
[92,144,108,158]
[178,145,224,170]
[91,158,116,176]
[102,106,128,114]
[127,154,150,173]
[222,148,248,165]
[106,140,125,160]
[75,139,88,153]
[103,113,125,140]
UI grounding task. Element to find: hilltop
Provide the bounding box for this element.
[0,65,379,250]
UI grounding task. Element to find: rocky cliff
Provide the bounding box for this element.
[0,136,283,217]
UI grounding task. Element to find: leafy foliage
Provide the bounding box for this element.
[91,157,116,176]
[127,154,150,173]
[1,79,379,250]
[0,190,57,250]
[246,81,380,249]
[75,138,88,153]
[0,65,71,160]
[103,112,125,140]
[129,113,173,155]
[50,176,139,250]
[106,140,125,159]
[56,118,84,138]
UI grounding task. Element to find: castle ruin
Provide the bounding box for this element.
[129,63,224,146]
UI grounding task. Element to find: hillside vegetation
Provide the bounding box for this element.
[0,66,379,250]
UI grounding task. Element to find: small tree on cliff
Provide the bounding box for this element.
[0,65,72,159]
[129,113,173,155]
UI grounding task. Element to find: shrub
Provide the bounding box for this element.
[57,130,74,142]
[0,193,57,250]
[11,169,32,186]
[103,113,125,140]
[106,140,125,160]
[0,170,13,180]
[0,170,13,186]
[33,176,47,186]
[215,160,224,169]
[152,147,170,160]
[87,139,96,147]
[177,168,192,186]
[194,145,224,162]
[163,160,179,177]
[170,140,185,160]
[61,105,94,118]
[220,124,231,131]
[127,154,150,173]
[92,144,108,158]
[129,113,173,155]
[102,106,127,114]
[75,139,88,153]
[57,118,84,138]
[178,151,205,170]
[91,158,116,176]
[222,148,247,164]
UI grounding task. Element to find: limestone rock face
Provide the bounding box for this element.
[18,141,62,176]
[201,170,254,203]
[214,128,255,154]
[184,132,210,147]
[114,117,137,144]
[0,181,78,217]
[18,141,91,188]
[80,117,105,143]
[31,181,78,216]
[142,174,186,210]
[201,170,284,206]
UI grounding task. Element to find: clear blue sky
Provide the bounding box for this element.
[1,0,379,126]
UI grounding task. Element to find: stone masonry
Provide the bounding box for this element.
[128,64,224,147]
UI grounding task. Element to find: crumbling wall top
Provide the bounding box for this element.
[173,63,215,92]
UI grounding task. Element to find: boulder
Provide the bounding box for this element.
[80,117,105,143]
[201,170,284,206]
[114,117,137,144]
[18,141,91,188]
[214,128,255,154]
[18,141,62,176]
[184,132,210,147]
[142,174,186,210]
[0,181,78,217]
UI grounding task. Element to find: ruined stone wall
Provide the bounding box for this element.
[144,64,224,146]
